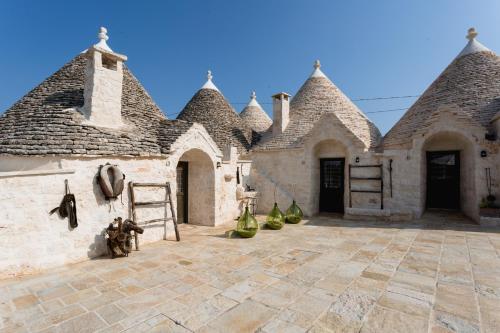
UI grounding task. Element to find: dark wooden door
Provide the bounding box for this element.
[426,151,460,209]
[176,162,188,223]
[320,158,345,213]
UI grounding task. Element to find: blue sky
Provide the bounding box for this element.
[1,1,499,134]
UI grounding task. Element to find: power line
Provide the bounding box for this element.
[165,106,409,118]
[164,94,418,118]
[366,107,409,114]
[353,95,420,101]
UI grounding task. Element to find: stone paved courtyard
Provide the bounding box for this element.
[1,213,500,333]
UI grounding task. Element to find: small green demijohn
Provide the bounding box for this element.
[285,200,303,224]
[266,203,285,230]
[236,205,259,238]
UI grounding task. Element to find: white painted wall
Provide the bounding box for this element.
[0,124,249,278]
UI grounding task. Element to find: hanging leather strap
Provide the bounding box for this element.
[50,180,78,229]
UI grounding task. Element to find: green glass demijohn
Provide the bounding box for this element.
[266,203,285,230]
[285,200,303,224]
[236,206,259,238]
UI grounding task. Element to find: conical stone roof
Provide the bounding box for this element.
[239,91,272,133]
[177,72,253,153]
[384,28,500,148]
[256,60,381,150]
[0,54,193,156]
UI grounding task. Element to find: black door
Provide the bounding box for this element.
[176,162,188,223]
[320,158,345,213]
[426,151,460,209]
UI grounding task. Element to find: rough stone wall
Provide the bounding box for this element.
[383,108,500,221]
[0,124,247,278]
[250,113,381,216]
[0,156,172,279]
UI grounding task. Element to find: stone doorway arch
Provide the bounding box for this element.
[310,139,349,215]
[176,148,216,226]
[421,131,476,218]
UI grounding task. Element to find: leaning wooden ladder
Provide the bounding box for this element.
[129,182,180,250]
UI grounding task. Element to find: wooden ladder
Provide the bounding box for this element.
[129,182,180,250]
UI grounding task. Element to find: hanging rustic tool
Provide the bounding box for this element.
[97,163,125,200]
[389,159,393,198]
[50,179,78,229]
[106,217,144,258]
[486,168,495,203]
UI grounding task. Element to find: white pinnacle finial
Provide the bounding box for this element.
[466,27,478,41]
[98,27,109,42]
[94,26,113,52]
[310,59,326,78]
[247,90,260,107]
[201,70,220,91]
[456,27,491,59]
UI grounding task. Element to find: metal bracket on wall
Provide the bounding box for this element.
[348,164,384,210]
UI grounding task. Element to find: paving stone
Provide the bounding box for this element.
[378,289,432,318]
[56,312,106,333]
[260,318,307,333]
[27,304,86,331]
[1,216,497,332]
[221,279,264,302]
[434,283,479,322]
[431,310,480,333]
[207,300,276,332]
[360,305,428,333]
[96,304,127,324]
[317,289,376,332]
[12,294,39,310]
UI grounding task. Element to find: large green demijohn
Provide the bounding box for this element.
[236,206,259,238]
[266,202,285,230]
[285,200,303,224]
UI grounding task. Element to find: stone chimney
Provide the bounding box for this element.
[82,27,128,128]
[272,92,291,136]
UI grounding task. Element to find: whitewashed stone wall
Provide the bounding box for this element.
[383,107,499,222]
[0,124,247,278]
[250,114,381,217]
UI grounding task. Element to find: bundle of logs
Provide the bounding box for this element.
[106,217,144,258]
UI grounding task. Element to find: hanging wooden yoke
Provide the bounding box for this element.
[97,164,125,200]
[50,179,78,229]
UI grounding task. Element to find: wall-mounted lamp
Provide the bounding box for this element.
[480,150,487,158]
[216,161,222,168]
[355,157,360,163]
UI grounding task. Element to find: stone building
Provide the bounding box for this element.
[0,27,499,277]
[0,28,252,277]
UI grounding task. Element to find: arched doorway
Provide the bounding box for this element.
[422,131,476,217]
[176,149,215,225]
[311,139,349,214]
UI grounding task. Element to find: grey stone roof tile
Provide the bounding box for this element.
[177,88,253,153]
[384,51,500,148]
[0,54,192,156]
[255,76,382,150]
